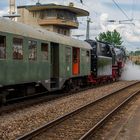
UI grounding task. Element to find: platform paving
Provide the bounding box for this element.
[115,97,140,140]
[102,96,140,140]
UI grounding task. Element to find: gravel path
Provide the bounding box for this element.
[0,81,136,140]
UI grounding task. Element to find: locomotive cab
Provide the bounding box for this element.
[85,40,97,76]
[86,40,113,77]
[96,41,112,77]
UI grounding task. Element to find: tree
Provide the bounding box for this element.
[134,50,140,56]
[96,30,123,47]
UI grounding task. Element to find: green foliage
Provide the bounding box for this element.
[96,30,123,47]
[135,60,140,65]
[130,50,140,56]
[135,50,140,55]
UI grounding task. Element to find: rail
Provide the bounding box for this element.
[16,81,140,140]
[79,89,140,140]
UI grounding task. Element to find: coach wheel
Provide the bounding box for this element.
[0,95,6,105]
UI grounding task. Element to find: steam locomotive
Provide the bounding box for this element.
[0,18,125,103]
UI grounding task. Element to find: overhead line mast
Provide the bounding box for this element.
[9,0,16,15]
[3,0,20,20]
[86,17,92,40]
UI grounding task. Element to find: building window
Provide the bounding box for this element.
[64,30,67,35]
[0,35,6,59]
[32,11,37,18]
[41,43,48,60]
[13,38,23,60]
[58,28,61,34]
[28,40,37,61]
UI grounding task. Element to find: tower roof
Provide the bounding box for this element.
[17,3,89,17]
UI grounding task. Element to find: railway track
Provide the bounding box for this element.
[16,81,140,140]
[0,91,63,114]
[0,81,119,115]
[0,86,89,114]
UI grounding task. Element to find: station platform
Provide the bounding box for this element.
[115,97,140,140]
[103,96,140,140]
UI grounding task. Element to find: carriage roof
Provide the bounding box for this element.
[0,18,91,50]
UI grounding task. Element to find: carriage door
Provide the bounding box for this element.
[65,47,71,77]
[50,42,59,89]
[72,47,80,75]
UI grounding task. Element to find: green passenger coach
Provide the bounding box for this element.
[0,18,91,97]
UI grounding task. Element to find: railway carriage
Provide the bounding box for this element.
[0,18,91,102]
[0,18,125,104]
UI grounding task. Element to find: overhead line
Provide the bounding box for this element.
[112,0,131,20]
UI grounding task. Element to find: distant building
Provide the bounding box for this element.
[17,3,89,36]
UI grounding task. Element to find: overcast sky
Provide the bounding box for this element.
[0,0,140,51]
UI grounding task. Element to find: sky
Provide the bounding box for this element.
[0,0,140,51]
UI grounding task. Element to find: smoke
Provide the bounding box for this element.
[120,61,140,80]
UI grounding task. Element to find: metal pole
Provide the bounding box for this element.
[9,0,15,14]
[86,17,91,40]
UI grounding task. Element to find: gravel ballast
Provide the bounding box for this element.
[0,81,136,139]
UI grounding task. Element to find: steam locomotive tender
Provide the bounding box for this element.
[0,18,124,103]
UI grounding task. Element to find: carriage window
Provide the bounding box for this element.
[106,45,112,57]
[28,40,37,61]
[13,38,23,60]
[41,43,48,60]
[101,45,106,56]
[86,51,89,57]
[81,50,85,56]
[86,51,90,62]
[66,47,71,63]
[0,35,6,59]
